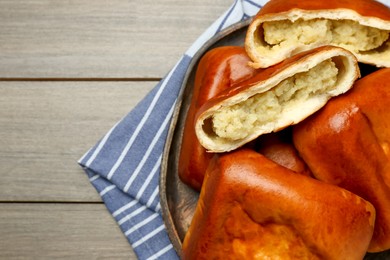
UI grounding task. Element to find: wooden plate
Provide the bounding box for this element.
[159,19,250,257]
[159,19,390,259]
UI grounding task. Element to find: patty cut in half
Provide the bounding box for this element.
[245,0,390,68]
[195,46,359,153]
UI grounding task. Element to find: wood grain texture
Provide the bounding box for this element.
[0,0,234,257]
[0,203,136,259]
[0,0,232,78]
[0,81,155,202]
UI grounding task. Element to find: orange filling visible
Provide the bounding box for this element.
[212,202,321,260]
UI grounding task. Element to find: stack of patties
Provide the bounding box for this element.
[178,0,390,258]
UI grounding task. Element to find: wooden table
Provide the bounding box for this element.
[0,1,231,258]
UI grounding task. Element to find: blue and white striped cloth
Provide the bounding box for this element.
[77,1,267,259]
[78,0,390,259]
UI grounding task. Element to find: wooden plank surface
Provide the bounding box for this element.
[0,81,155,202]
[0,0,232,79]
[0,0,233,258]
[0,203,136,259]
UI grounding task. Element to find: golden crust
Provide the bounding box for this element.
[255,0,390,21]
[293,68,390,252]
[178,46,258,191]
[182,149,375,259]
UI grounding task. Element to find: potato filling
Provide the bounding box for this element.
[262,19,389,53]
[211,59,338,141]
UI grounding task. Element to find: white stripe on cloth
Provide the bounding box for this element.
[185,0,242,57]
[78,146,93,164]
[242,0,262,17]
[185,22,220,57]
[84,120,121,167]
[112,200,138,218]
[132,224,166,248]
[124,212,159,236]
[185,0,261,57]
[123,102,176,192]
[106,57,183,180]
[146,186,159,209]
[99,185,116,196]
[216,0,241,33]
[146,244,174,260]
[155,202,161,213]
[88,175,100,182]
[243,0,263,8]
[118,205,147,226]
[135,155,162,200]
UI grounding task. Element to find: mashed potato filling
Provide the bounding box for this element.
[212,59,338,141]
[262,19,389,53]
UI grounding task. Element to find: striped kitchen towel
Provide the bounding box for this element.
[78,1,266,259]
